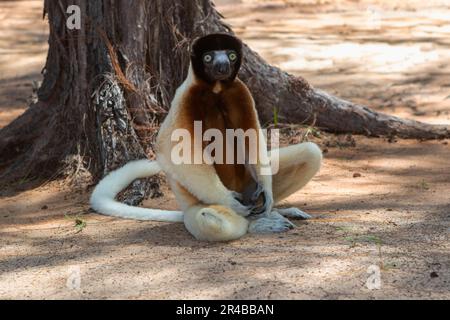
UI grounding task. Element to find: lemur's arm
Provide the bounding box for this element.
[247,128,274,216]
[221,79,274,216]
[226,83,274,216]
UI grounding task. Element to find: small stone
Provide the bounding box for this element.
[41,205,48,210]
[353,172,362,178]
[430,271,439,278]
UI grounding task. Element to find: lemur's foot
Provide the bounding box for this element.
[248,212,295,234]
[275,207,312,220]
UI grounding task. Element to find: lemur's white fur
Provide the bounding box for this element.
[90,35,323,242]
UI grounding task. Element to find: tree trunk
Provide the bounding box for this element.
[0,0,448,195]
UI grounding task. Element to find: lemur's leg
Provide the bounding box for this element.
[169,142,322,239]
[248,142,322,233]
[271,142,322,219]
[168,179,248,242]
[247,211,296,233]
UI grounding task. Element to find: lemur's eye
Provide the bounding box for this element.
[203,54,212,63]
[229,52,237,61]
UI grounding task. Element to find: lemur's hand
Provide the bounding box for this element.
[229,185,274,217]
[228,191,253,217]
[250,188,273,216]
[240,182,273,217]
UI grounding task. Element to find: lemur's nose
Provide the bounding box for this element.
[215,62,230,75]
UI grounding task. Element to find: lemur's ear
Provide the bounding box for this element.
[190,36,202,58]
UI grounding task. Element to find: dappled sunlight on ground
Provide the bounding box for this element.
[219,0,450,125]
[0,0,48,127]
[1,135,449,299]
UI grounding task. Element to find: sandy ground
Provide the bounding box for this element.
[0,0,47,127]
[0,0,449,299]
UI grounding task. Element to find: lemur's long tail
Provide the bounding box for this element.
[90,160,183,222]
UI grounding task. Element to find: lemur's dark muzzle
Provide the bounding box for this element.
[214,61,231,76]
[213,61,231,78]
[212,52,232,79]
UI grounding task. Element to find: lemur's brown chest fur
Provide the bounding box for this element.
[180,79,259,193]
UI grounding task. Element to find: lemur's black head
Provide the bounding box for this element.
[191,33,243,84]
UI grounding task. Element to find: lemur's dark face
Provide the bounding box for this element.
[191,34,243,84]
[202,49,239,81]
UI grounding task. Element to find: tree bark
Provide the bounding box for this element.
[0,0,448,193]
